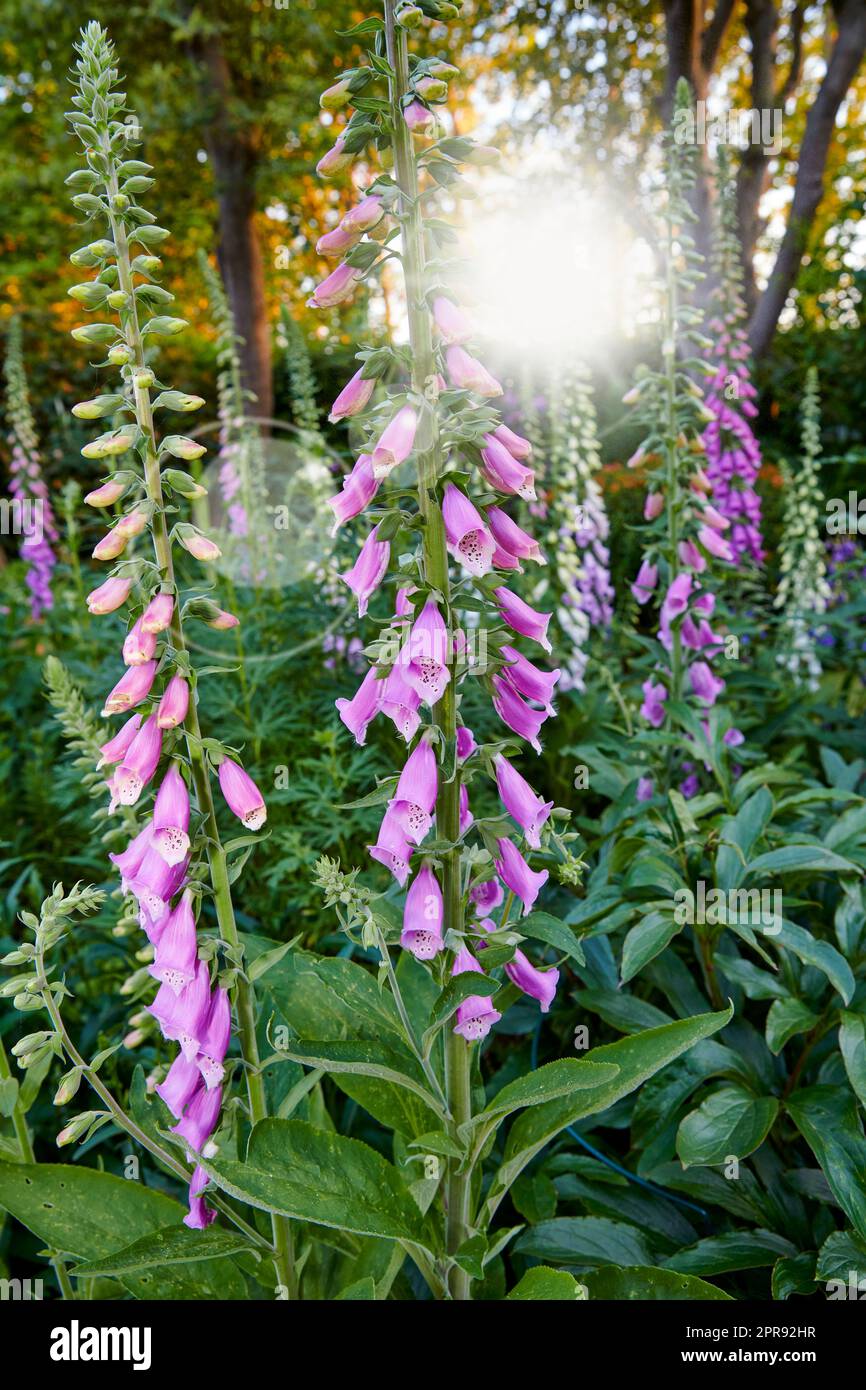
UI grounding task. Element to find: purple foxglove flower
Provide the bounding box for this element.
[702,504,730,531]
[149,890,197,996]
[401,598,450,705]
[336,665,382,745]
[112,715,162,805]
[157,674,189,729]
[109,821,154,890]
[98,712,142,768]
[631,560,658,605]
[87,575,133,615]
[698,524,733,561]
[163,959,212,1060]
[643,491,664,521]
[197,987,231,1089]
[494,754,553,849]
[492,675,548,753]
[693,591,715,616]
[171,1082,222,1160]
[445,345,502,397]
[179,531,221,562]
[690,660,726,706]
[379,665,421,741]
[122,618,158,667]
[492,423,533,460]
[102,661,158,715]
[494,585,552,653]
[340,524,390,617]
[155,1051,201,1120]
[307,260,360,309]
[403,98,434,132]
[723,726,745,747]
[459,783,473,835]
[505,949,559,1013]
[470,877,504,916]
[388,738,438,844]
[114,509,149,540]
[394,585,417,618]
[432,296,472,344]
[680,773,700,799]
[152,764,191,865]
[640,677,668,728]
[327,453,380,534]
[660,573,692,633]
[329,367,376,423]
[636,776,654,801]
[400,864,444,960]
[456,725,477,761]
[315,135,352,178]
[84,479,126,507]
[141,592,174,634]
[368,804,412,886]
[218,758,267,831]
[184,1164,216,1231]
[499,645,560,713]
[92,527,128,561]
[342,193,384,235]
[480,434,536,500]
[452,947,502,1041]
[316,223,359,258]
[183,1165,217,1230]
[442,483,495,576]
[131,849,189,939]
[372,405,418,479]
[492,544,522,572]
[205,608,239,630]
[486,507,545,564]
[678,538,706,573]
[495,838,549,917]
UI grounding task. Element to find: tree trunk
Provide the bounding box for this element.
[748,0,866,356]
[185,28,273,419]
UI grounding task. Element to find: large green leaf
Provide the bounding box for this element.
[816,1230,866,1287]
[583,1264,732,1300]
[765,998,818,1054]
[515,1216,654,1267]
[477,1058,618,1122]
[786,1086,866,1242]
[839,1013,866,1109]
[664,1230,795,1275]
[771,921,855,1004]
[518,911,586,966]
[715,789,774,891]
[202,1119,438,1252]
[0,1163,245,1299]
[746,844,860,877]
[677,1085,778,1166]
[482,1006,732,1221]
[621,910,680,983]
[276,1040,443,1125]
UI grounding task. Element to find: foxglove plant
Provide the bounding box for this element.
[701,148,764,566]
[310,0,585,1298]
[545,361,614,692]
[625,80,741,799]
[3,317,59,619]
[775,367,830,690]
[58,23,296,1288]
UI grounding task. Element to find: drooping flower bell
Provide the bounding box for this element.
[491,675,548,754]
[171,1081,222,1160]
[505,949,559,1013]
[140,591,174,634]
[442,483,495,576]
[400,598,451,705]
[445,346,502,397]
[432,296,472,344]
[157,674,189,729]
[329,367,376,423]
[372,405,418,480]
[499,645,560,713]
[327,453,381,535]
[152,764,191,865]
[494,586,552,653]
[336,664,382,745]
[486,507,545,565]
[111,715,162,805]
[196,987,231,1090]
[340,525,390,617]
[368,803,412,886]
[451,947,501,1041]
[122,618,158,667]
[388,738,438,845]
[149,889,198,996]
[480,434,536,500]
[87,574,133,615]
[97,712,142,768]
[494,754,553,849]
[400,864,444,960]
[218,758,267,831]
[494,838,548,917]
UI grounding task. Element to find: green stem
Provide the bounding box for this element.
[384,1,472,1300]
[376,926,450,1115]
[100,141,298,1299]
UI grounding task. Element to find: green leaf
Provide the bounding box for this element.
[676,1085,778,1166]
[772,1253,817,1300]
[69,1225,255,1277]
[507,1267,586,1300]
[248,938,297,983]
[203,1119,438,1252]
[664,1230,796,1276]
[747,844,860,876]
[715,788,773,891]
[839,1013,866,1109]
[518,911,585,966]
[621,911,680,983]
[515,1216,653,1267]
[582,1264,732,1300]
[786,1086,866,1241]
[275,1040,442,1122]
[765,998,818,1055]
[335,1276,377,1300]
[816,1230,866,1288]
[483,1007,733,1221]
[337,16,384,36]
[0,1164,244,1298]
[477,1058,618,1122]
[771,920,855,1004]
[0,1078,19,1118]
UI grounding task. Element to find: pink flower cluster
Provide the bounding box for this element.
[314,181,562,1034]
[87,567,266,1226]
[7,433,58,620]
[701,316,764,565]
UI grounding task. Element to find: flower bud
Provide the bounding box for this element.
[133,367,155,390]
[316,135,353,179]
[87,575,133,614]
[81,429,137,459]
[160,435,207,461]
[72,323,117,346]
[415,76,448,102]
[54,1069,83,1106]
[72,394,126,419]
[108,343,134,365]
[396,3,423,27]
[320,78,352,111]
[177,527,221,562]
[57,1111,100,1147]
[92,527,128,561]
[85,479,128,507]
[162,469,208,499]
[115,508,149,539]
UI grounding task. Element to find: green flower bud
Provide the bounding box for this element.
[107,343,133,364]
[122,176,154,195]
[71,323,117,345]
[132,225,170,247]
[72,394,126,419]
[71,192,103,215]
[54,1070,83,1106]
[107,290,129,309]
[68,282,109,308]
[142,316,187,337]
[10,1030,52,1057]
[320,78,352,111]
[57,1111,99,1147]
[110,192,129,212]
[13,994,43,1012]
[132,367,155,390]
[131,255,162,275]
[152,391,205,413]
[397,3,424,26]
[81,429,137,459]
[162,469,208,499]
